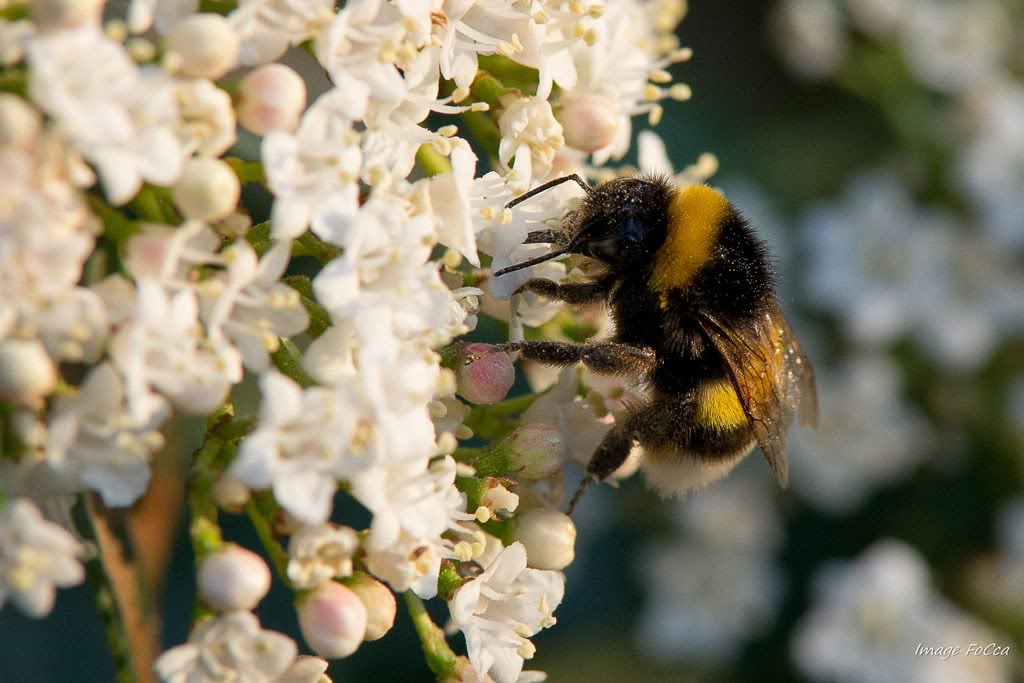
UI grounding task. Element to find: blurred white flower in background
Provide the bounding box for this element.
[0,497,85,618]
[790,354,932,514]
[793,539,1014,683]
[636,467,786,664]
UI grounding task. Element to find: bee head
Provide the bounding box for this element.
[566,177,671,270]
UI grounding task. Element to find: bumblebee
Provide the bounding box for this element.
[478,173,817,511]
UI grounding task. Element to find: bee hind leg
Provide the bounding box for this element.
[498,340,657,375]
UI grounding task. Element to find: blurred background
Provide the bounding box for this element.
[4,0,1024,681]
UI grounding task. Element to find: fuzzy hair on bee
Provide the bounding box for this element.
[477,173,817,512]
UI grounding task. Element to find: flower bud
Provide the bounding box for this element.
[277,656,331,683]
[172,157,240,222]
[198,544,271,612]
[557,94,619,153]
[165,14,239,79]
[30,0,103,30]
[212,476,251,512]
[238,64,307,136]
[342,572,396,641]
[504,424,567,479]
[0,94,41,147]
[513,508,576,570]
[298,581,367,659]
[457,344,515,405]
[0,339,57,407]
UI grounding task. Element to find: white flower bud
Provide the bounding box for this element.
[0,339,57,407]
[0,94,41,147]
[198,544,271,612]
[238,64,307,136]
[165,14,239,79]
[513,508,576,570]
[343,572,396,641]
[504,423,567,479]
[212,476,251,511]
[298,581,367,659]
[557,93,619,153]
[457,344,515,405]
[172,158,241,222]
[30,0,103,30]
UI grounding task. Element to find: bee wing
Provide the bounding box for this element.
[696,304,816,486]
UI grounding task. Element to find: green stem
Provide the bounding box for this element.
[244,498,291,586]
[463,392,542,439]
[403,591,459,681]
[72,496,138,683]
[270,340,316,388]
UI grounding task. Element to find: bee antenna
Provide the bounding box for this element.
[492,248,569,277]
[505,174,592,210]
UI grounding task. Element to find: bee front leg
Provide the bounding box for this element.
[513,278,612,304]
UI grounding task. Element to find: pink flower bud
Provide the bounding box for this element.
[237,64,306,136]
[513,508,576,570]
[298,581,367,659]
[557,94,619,153]
[343,572,396,641]
[198,544,271,612]
[457,344,515,405]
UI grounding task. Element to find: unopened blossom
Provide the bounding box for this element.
[0,498,85,618]
[277,656,333,683]
[513,508,576,571]
[449,542,564,683]
[172,157,241,222]
[165,14,240,79]
[27,26,184,205]
[557,94,619,153]
[198,545,272,612]
[287,523,360,590]
[343,572,396,641]
[298,581,367,659]
[0,338,58,407]
[155,611,298,683]
[457,343,515,405]
[238,63,308,136]
[230,371,362,525]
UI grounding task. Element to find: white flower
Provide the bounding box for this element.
[424,140,481,266]
[27,27,183,205]
[201,240,310,372]
[0,498,85,618]
[108,280,241,423]
[46,362,168,507]
[352,455,466,552]
[231,371,364,525]
[287,523,360,590]
[263,89,364,240]
[792,540,1012,683]
[636,470,785,663]
[790,355,933,514]
[497,96,564,193]
[154,611,298,683]
[229,0,335,66]
[901,0,1010,94]
[362,529,448,598]
[772,0,848,81]
[174,78,237,158]
[449,542,564,683]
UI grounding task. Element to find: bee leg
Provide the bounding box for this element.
[513,278,612,304]
[510,340,657,375]
[567,397,688,514]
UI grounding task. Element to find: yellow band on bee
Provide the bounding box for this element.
[650,184,729,306]
[695,380,748,430]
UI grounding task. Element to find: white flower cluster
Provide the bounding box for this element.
[2,0,690,679]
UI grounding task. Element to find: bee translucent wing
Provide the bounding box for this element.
[697,304,815,486]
